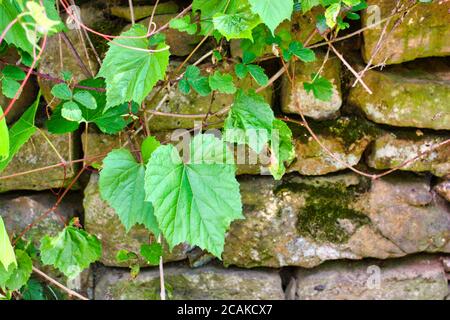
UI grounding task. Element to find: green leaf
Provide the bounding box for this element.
[61,101,83,122]
[269,119,295,180]
[301,0,320,12]
[0,1,33,54]
[284,41,316,62]
[303,74,333,102]
[25,1,60,34]
[234,63,248,79]
[248,0,293,34]
[246,64,269,86]
[40,226,102,279]
[98,24,170,109]
[73,91,97,110]
[169,15,197,35]
[192,0,239,35]
[0,93,41,173]
[325,3,341,28]
[140,243,162,265]
[0,108,9,161]
[47,78,134,135]
[213,9,261,41]
[50,83,72,100]
[3,250,32,291]
[181,65,211,96]
[2,65,26,80]
[223,89,274,153]
[2,77,21,99]
[144,134,243,258]
[20,279,46,300]
[141,136,161,164]
[99,149,159,235]
[0,217,16,270]
[115,249,138,263]
[208,71,236,94]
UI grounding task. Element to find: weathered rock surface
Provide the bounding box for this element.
[83,174,190,266]
[222,172,450,268]
[361,0,450,65]
[287,117,378,175]
[94,264,284,300]
[145,62,273,131]
[0,130,78,192]
[348,62,450,130]
[366,131,450,177]
[435,181,450,202]
[287,255,448,300]
[110,1,179,21]
[281,52,342,120]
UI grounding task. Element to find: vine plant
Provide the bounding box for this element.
[0,0,440,300]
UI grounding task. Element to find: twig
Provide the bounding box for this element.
[60,32,93,78]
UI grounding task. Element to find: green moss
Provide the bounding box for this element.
[275,180,370,243]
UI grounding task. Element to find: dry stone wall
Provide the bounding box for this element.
[0,0,449,300]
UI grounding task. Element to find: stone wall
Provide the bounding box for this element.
[0,0,449,300]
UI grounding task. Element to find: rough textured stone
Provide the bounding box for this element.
[361,0,450,65]
[0,48,39,124]
[281,52,342,120]
[287,117,378,175]
[83,174,190,267]
[348,61,450,130]
[288,256,449,300]
[0,130,78,193]
[94,264,284,300]
[110,1,179,21]
[435,180,450,202]
[366,131,450,177]
[222,172,450,268]
[145,62,273,131]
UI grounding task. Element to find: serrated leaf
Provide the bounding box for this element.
[115,249,138,263]
[73,91,97,110]
[2,65,26,80]
[269,119,295,180]
[304,74,333,102]
[246,64,269,86]
[223,89,274,153]
[213,10,261,41]
[0,1,33,54]
[2,77,21,99]
[141,136,160,164]
[325,3,341,28]
[0,108,8,161]
[61,101,83,122]
[181,65,211,96]
[144,134,243,258]
[20,278,46,300]
[3,250,32,291]
[98,24,170,109]
[301,0,320,12]
[40,226,102,279]
[248,0,293,34]
[208,71,236,94]
[50,83,72,100]
[192,0,239,35]
[99,149,159,235]
[285,41,316,62]
[234,63,248,79]
[0,92,41,172]
[0,217,16,270]
[140,243,162,265]
[169,16,197,35]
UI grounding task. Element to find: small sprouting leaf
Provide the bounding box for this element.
[246,64,269,86]
[140,243,162,265]
[0,217,16,270]
[248,0,293,34]
[303,74,333,102]
[98,24,170,109]
[283,41,316,62]
[208,71,236,94]
[99,149,159,235]
[0,108,9,162]
[180,65,211,96]
[145,134,243,258]
[25,1,61,34]
[50,83,72,100]
[73,91,97,110]
[3,250,32,291]
[269,119,295,180]
[115,249,138,263]
[40,226,102,279]
[61,70,73,82]
[169,15,197,35]
[2,78,21,99]
[2,65,26,80]
[213,50,223,61]
[223,89,274,153]
[141,136,161,164]
[0,93,41,172]
[61,101,83,122]
[234,63,248,79]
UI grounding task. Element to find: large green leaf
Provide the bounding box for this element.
[98,24,170,109]
[0,216,16,270]
[223,89,274,153]
[0,0,33,54]
[144,134,243,258]
[248,0,293,34]
[0,108,9,161]
[192,0,238,35]
[46,78,135,135]
[2,250,32,291]
[269,119,295,180]
[40,226,102,279]
[99,149,159,235]
[0,92,40,173]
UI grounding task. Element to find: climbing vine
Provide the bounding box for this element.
[0,0,441,300]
